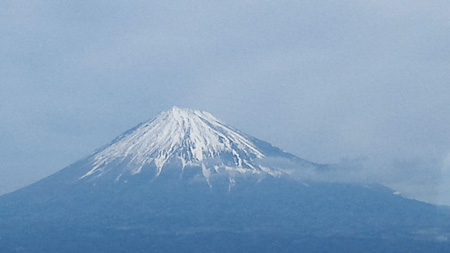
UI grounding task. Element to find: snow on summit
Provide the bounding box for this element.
[80,107,285,185]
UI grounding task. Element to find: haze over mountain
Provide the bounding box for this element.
[1,107,449,252]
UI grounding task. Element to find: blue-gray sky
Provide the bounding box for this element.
[1,0,450,204]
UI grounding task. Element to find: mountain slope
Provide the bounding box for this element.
[72,107,315,188]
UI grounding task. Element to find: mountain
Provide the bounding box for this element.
[1,107,450,253]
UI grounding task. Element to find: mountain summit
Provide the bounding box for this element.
[79,107,304,187]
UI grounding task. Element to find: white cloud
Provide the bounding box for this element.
[438,152,450,205]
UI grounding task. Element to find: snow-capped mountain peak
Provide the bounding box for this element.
[80,107,285,185]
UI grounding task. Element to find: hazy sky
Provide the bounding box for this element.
[1,0,450,204]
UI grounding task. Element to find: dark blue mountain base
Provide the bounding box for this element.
[1,174,450,252]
